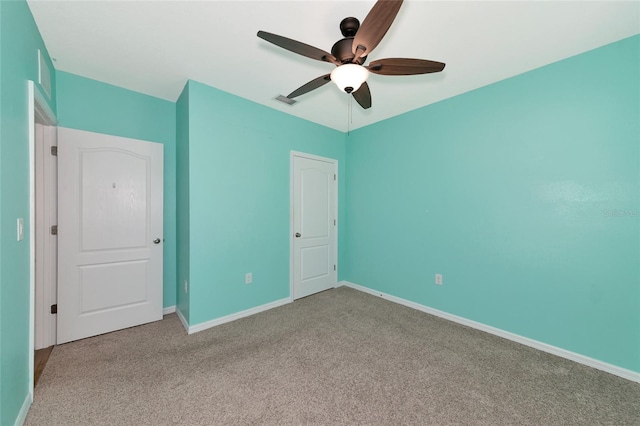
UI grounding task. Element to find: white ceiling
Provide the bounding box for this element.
[28,1,639,132]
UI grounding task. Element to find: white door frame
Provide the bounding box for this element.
[34,121,57,350]
[28,80,58,401]
[289,151,338,300]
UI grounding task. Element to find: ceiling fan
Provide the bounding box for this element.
[257,0,445,109]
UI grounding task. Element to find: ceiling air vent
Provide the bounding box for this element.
[275,95,296,106]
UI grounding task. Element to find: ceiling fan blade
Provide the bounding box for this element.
[367,58,446,76]
[258,31,339,65]
[287,74,332,99]
[352,82,372,109]
[352,0,404,61]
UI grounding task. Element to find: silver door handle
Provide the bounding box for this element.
[153,238,161,244]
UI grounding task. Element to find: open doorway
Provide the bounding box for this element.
[28,81,58,393]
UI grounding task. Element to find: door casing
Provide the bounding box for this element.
[29,80,58,403]
[34,121,58,350]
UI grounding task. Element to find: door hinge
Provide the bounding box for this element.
[334,265,336,271]
[50,304,57,314]
[334,219,336,226]
[50,146,58,156]
[50,225,58,235]
[334,174,336,181]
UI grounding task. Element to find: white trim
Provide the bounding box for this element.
[175,308,189,332]
[44,126,57,347]
[289,153,295,301]
[34,123,45,349]
[290,150,338,164]
[289,151,338,301]
[163,305,176,315]
[37,49,52,100]
[27,82,36,409]
[33,83,56,126]
[34,124,58,350]
[33,83,58,350]
[343,281,640,384]
[187,298,291,334]
[14,392,33,426]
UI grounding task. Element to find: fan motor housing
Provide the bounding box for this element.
[331,38,367,65]
[332,17,367,64]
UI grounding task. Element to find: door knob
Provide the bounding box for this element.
[295,233,301,238]
[153,238,161,244]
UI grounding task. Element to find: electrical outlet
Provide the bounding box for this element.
[184,280,188,293]
[245,273,252,284]
[435,274,443,285]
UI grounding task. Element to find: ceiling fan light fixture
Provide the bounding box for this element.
[330,64,369,94]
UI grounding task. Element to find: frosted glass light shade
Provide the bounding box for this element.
[330,64,369,93]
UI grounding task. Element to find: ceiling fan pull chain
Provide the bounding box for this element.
[347,94,352,135]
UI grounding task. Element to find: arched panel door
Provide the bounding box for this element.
[57,127,163,344]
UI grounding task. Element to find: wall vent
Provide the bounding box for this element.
[275,95,296,106]
[38,49,52,99]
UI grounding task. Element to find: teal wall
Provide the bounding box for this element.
[56,71,177,309]
[344,35,640,372]
[0,1,3,417]
[175,83,190,322]
[181,80,346,325]
[0,0,57,424]
[0,1,3,419]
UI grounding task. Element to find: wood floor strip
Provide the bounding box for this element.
[34,346,54,387]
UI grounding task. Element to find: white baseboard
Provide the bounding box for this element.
[163,305,176,315]
[187,298,291,334]
[175,307,189,333]
[15,391,32,426]
[342,281,640,384]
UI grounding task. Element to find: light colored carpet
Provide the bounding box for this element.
[26,287,640,425]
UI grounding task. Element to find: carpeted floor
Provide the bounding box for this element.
[26,287,640,425]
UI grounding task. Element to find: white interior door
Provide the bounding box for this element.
[57,127,163,344]
[292,152,337,299]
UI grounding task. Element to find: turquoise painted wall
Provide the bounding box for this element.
[345,35,640,372]
[56,71,177,308]
[0,1,57,424]
[0,1,3,419]
[183,80,346,325]
[0,1,3,417]
[175,83,190,322]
